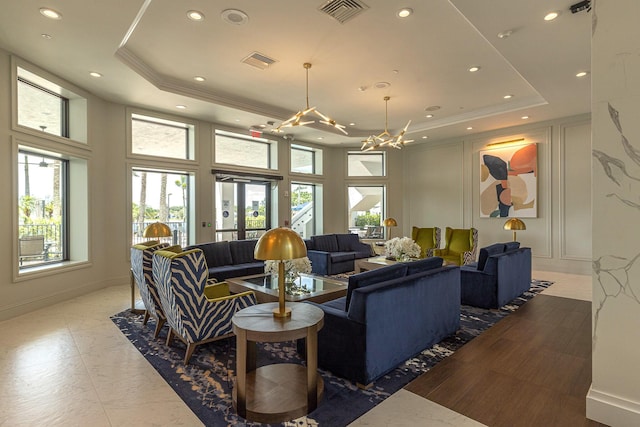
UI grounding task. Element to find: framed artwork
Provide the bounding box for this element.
[479,143,537,218]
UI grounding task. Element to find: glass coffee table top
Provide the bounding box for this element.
[226,273,347,302]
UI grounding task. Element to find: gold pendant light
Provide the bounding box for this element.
[361,96,413,151]
[276,63,347,135]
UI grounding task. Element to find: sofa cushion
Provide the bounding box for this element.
[504,241,521,252]
[477,243,506,271]
[406,256,443,275]
[330,252,356,263]
[311,234,339,252]
[336,233,361,251]
[229,239,258,264]
[345,263,408,310]
[185,242,233,267]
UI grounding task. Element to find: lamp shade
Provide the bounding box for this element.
[383,217,398,227]
[503,218,526,231]
[143,222,172,238]
[254,227,307,261]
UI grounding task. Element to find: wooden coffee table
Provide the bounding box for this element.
[355,256,401,272]
[226,273,347,304]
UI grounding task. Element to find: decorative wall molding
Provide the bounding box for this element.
[587,386,640,426]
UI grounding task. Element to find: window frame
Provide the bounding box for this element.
[214,129,277,171]
[128,110,197,163]
[290,143,323,175]
[347,151,386,177]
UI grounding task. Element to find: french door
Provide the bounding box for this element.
[215,180,271,241]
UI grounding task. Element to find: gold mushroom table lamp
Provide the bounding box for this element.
[143,222,172,240]
[503,218,526,242]
[383,217,398,240]
[254,227,307,318]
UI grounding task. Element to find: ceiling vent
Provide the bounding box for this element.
[241,52,277,70]
[318,0,369,24]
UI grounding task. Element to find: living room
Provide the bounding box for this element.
[0,1,638,426]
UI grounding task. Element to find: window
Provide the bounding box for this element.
[17,150,68,268]
[16,65,88,144]
[291,182,323,238]
[131,114,195,160]
[348,185,385,237]
[132,169,193,247]
[348,151,386,177]
[291,144,322,174]
[215,130,277,169]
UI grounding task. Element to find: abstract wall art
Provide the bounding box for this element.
[480,143,537,218]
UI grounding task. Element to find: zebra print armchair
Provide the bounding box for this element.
[131,241,172,338]
[152,248,257,364]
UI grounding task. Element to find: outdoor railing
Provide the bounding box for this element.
[132,220,188,247]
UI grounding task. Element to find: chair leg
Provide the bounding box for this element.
[184,343,197,365]
[142,311,150,325]
[165,328,174,346]
[153,319,166,339]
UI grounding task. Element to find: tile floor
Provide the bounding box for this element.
[0,271,592,427]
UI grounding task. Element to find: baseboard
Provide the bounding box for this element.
[0,275,129,321]
[587,385,640,426]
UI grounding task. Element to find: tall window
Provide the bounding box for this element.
[215,130,277,169]
[291,182,323,238]
[17,150,68,268]
[131,114,195,160]
[132,169,193,247]
[348,185,385,238]
[291,144,322,174]
[348,151,386,176]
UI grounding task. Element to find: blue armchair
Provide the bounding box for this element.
[152,248,257,364]
[460,243,531,309]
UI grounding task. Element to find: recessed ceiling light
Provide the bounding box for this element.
[39,8,62,20]
[187,10,205,21]
[89,72,102,78]
[521,116,529,119]
[467,126,473,130]
[193,76,206,82]
[374,82,390,89]
[425,114,434,118]
[41,33,52,39]
[503,94,514,99]
[468,66,481,72]
[497,30,513,39]
[176,105,187,109]
[317,137,324,140]
[544,11,559,21]
[235,119,240,122]
[349,122,356,126]
[397,8,413,18]
[422,136,428,139]
[576,71,589,78]
[259,124,267,128]
[221,9,249,25]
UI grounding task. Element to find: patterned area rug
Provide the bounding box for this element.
[111,279,552,427]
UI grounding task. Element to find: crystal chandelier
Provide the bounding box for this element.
[361,96,413,151]
[275,63,347,135]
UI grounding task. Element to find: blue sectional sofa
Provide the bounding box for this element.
[299,257,460,386]
[306,233,373,275]
[460,242,531,309]
[184,240,264,281]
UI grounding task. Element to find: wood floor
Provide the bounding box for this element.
[405,294,607,427]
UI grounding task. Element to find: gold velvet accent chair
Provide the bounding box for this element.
[411,227,441,258]
[434,227,478,266]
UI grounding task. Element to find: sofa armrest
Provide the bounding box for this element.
[307,250,331,275]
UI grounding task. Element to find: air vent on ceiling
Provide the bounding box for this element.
[241,52,277,70]
[318,0,369,24]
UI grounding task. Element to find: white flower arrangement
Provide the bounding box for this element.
[264,256,312,277]
[384,237,421,260]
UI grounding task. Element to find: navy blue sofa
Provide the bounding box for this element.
[299,257,460,386]
[306,233,373,275]
[460,242,531,309]
[184,240,264,281]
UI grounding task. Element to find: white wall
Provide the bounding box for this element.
[402,116,592,275]
[588,0,640,424]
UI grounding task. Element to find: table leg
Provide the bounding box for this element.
[236,328,247,418]
[306,324,319,411]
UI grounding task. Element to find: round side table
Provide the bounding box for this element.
[232,302,324,423]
